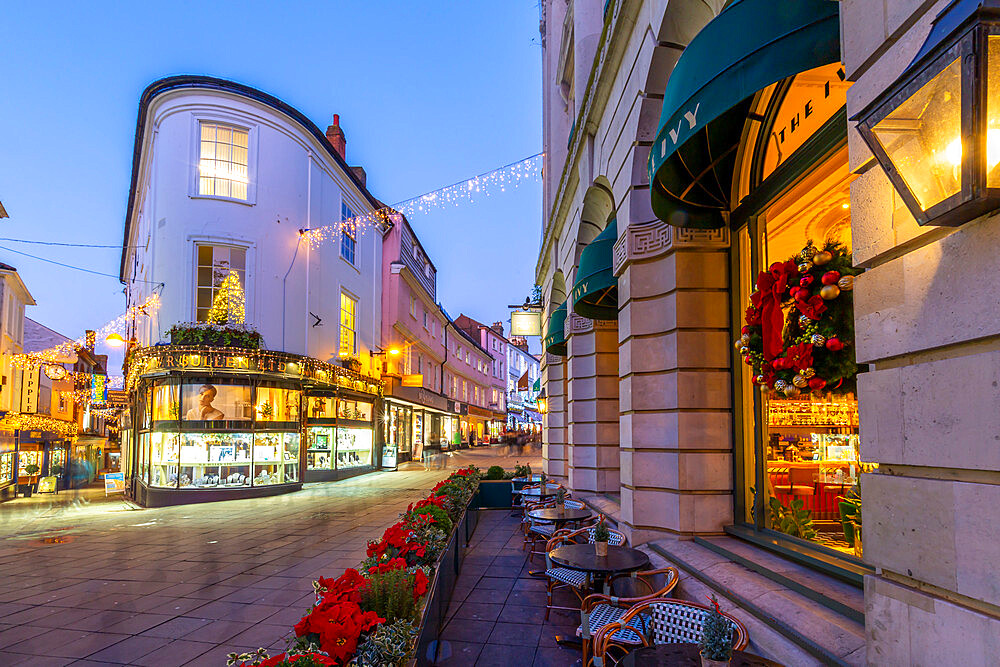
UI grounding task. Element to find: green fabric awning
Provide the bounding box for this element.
[648,0,841,229]
[543,301,567,356]
[571,219,618,320]
[532,378,541,392]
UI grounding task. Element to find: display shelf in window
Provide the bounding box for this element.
[18,450,42,476]
[0,452,15,486]
[152,381,181,421]
[335,426,372,469]
[307,426,335,470]
[255,387,301,422]
[337,398,372,422]
[307,395,336,420]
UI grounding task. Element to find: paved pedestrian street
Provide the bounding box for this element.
[0,448,541,666]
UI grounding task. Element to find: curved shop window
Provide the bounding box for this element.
[142,378,301,490]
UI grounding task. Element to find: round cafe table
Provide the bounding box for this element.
[620,643,783,666]
[526,506,592,529]
[548,542,650,594]
[515,484,562,500]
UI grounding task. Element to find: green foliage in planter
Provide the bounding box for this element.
[50,465,63,476]
[768,496,817,540]
[593,518,610,543]
[361,569,419,623]
[24,464,40,476]
[354,619,417,667]
[485,465,505,480]
[514,463,532,478]
[167,323,263,349]
[409,505,452,535]
[699,595,734,662]
[407,524,448,566]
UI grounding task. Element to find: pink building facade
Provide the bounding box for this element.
[454,314,508,442]
[380,214,494,459]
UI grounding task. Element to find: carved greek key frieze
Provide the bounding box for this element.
[674,226,730,247]
[614,219,731,273]
[568,313,593,334]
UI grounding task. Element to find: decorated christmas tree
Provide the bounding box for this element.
[207,270,246,325]
[699,595,733,662]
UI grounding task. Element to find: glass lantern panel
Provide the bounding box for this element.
[987,37,1000,187]
[872,58,962,211]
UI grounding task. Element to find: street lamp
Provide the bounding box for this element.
[536,388,548,415]
[105,333,128,347]
[856,0,1000,227]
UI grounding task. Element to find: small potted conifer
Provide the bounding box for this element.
[699,595,734,666]
[555,486,567,509]
[593,516,610,557]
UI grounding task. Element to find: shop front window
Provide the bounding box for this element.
[736,147,872,559]
[307,426,334,470]
[181,382,252,422]
[0,451,14,486]
[307,396,336,419]
[336,426,372,468]
[152,381,180,421]
[338,398,372,422]
[255,387,301,422]
[179,432,252,488]
[18,449,41,476]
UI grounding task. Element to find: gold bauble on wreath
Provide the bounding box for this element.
[773,379,788,392]
[798,261,813,273]
[799,245,817,262]
[820,284,841,300]
[811,334,826,347]
[838,275,855,291]
[740,334,751,347]
[798,314,812,328]
[783,384,801,398]
[734,338,746,350]
[801,367,816,379]
[792,374,808,388]
[813,250,833,265]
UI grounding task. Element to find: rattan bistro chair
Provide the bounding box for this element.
[543,525,628,620]
[577,567,679,667]
[592,598,748,667]
[524,498,588,561]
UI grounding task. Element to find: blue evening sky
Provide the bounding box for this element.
[0,1,543,367]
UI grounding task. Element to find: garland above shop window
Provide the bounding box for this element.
[738,241,861,396]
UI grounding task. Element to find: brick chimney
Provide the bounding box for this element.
[491,321,505,335]
[326,114,346,159]
[350,166,366,188]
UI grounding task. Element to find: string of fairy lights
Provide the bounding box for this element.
[304,153,543,247]
[3,153,542,409]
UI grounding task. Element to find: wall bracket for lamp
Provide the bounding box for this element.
[310,312,323,327]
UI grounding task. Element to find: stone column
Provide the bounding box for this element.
[615,220,733,545]
[841,1,1000,659]
[541,354,568,483]
[565,315,620,494]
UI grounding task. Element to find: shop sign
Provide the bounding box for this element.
[469,405,492,418]
[401,374,423,387]
[19,367,39,413]
[510,310,542,336]
[761,62,850,181]
[103,471,125,494]
[37,476,57,493]
[448,400,467,415]
[91,374,108,403]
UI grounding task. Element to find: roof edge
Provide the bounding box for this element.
[120,75,384,282]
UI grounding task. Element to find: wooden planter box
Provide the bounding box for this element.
[410,494,480,666]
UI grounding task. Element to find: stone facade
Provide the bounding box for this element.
[842,0,1000,659]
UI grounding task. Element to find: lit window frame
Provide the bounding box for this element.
[340,202,357,265]
[191,117,257,205]
[340,290,359,357]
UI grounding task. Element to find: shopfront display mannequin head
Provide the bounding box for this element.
[186,384,225,420]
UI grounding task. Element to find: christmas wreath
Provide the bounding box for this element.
[738,241,861,397]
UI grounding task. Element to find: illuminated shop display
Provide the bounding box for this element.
[305,396,375,478]
[18,450,42,476]
[127,345,380,505]
[0,452,14,486]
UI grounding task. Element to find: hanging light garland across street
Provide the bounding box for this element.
[304,153,543,247]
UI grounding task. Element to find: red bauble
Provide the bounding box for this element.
[808,377,827,391]
[821,271,841,285]
[825,338,845,352]
[772,358,789,370]
[791,287,810,301]
[743,354,753,365]
[741,325,753,335]
[799,275,815,287]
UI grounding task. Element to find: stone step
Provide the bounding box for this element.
[643,537,866,666]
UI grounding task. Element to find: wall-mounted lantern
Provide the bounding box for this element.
[536,388,548,415]
[856,0,1000,227]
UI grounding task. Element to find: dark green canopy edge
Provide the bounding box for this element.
[571,219,618,320]
[648,0,841,229]
[543,301,568,356]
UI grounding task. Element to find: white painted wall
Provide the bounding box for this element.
[122,86,382,371]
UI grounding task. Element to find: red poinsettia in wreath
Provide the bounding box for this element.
[738,241,861,397]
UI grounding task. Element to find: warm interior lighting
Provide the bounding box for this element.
[105,333,127,348]
[388,348,401,356]
[841,203,850,209]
